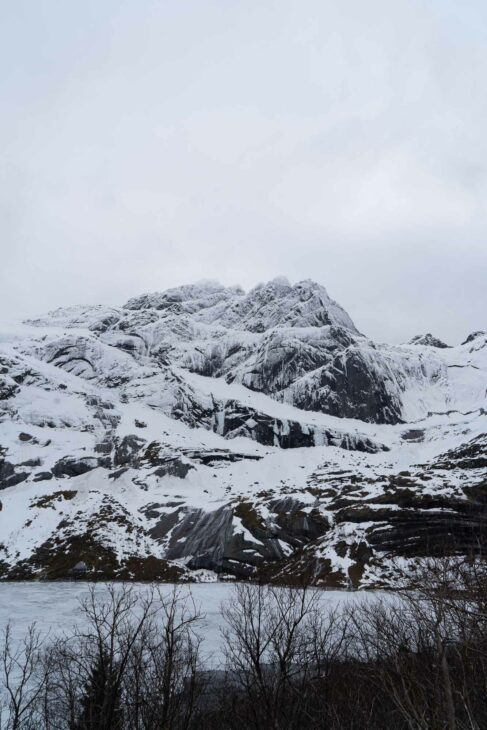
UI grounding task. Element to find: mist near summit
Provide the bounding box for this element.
[1,0,486,344]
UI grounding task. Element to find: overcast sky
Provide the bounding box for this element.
[1,0,486,344]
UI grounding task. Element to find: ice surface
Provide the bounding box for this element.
[0,582,381,666]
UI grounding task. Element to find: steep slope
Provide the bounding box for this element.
[1,279,486,587]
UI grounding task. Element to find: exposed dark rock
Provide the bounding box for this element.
[402,429,425,442]
[462,331,486,345]
[432,434,487,470]
[109,467,129,480]
[86,396,114,409]
[0,376,19,400]
[162,504,280,575]
[210,402,387,453]
[292,347,403,424]
[141,503,164,520]
[216,402,314,448]
[269,498,329,546]
[152,458,194,479]
[180,448,262,465]
[52,457,98,478]
[0,461,28,489]
[409,333,450,348]
[89,314,121,333]
[114,435,146,467]
[94,441,113,454]
[149,509,183,541]
[33,471,53,482]
[19,458,41,468]
[31,491,77,508]
[149,498,331,577]
[165,506,233,562]
[366,507,487,558]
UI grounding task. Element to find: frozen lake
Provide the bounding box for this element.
[0,582,381,665]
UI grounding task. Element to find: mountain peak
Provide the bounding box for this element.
[409,333,450,349]
[462,331,486,345]
[123,281,242,312]
[120,278,358,333]
[217,277,358,333]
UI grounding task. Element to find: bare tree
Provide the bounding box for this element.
[0,622,48,730]
[219,582,352,730]
[122,586,202,730]
[40,584,203,730]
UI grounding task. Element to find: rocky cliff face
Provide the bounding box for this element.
[1,278,486,587]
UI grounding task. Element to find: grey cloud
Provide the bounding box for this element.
[1,0,486,344]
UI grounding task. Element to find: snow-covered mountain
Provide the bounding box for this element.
[1,278,486,587]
